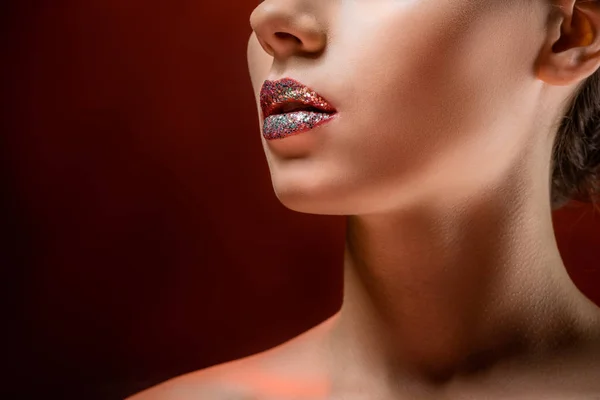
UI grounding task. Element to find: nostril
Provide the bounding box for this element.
[274,32,302,44]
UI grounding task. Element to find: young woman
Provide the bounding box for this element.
[131,0,600,398]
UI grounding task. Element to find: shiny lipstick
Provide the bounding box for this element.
[260,78,337,140]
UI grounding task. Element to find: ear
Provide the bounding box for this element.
[536,0,600,86]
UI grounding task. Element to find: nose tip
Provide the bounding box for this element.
[250,5,326,59]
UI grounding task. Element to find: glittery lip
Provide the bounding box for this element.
[259,78,337,140]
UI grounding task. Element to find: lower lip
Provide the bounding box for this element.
[262,111,337,140]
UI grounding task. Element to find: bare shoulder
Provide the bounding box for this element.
[125,357,261,400]
[126,316,337,400]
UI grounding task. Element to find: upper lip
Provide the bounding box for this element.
[260,78,337,119]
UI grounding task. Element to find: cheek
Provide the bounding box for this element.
[324,5,535,187]
[323,27,475,184]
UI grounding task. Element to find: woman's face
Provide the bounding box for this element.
[248,0,551,215]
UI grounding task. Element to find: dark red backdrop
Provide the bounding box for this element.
[2,1,599,399]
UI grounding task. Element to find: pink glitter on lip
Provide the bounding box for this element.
[259,78,337,140]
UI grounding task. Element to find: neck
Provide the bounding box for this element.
[328,186,598,387]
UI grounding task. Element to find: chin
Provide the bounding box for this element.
[272,171,428,216]
[271,178,353,216]
[277,196,351,216]
[270,175,389,216]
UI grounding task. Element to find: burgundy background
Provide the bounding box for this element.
[2,1,599,399]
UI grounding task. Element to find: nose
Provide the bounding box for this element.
[250,0,327,59]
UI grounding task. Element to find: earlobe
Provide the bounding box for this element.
[536,0,600,86]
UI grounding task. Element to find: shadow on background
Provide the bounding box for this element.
[2,1,598,399]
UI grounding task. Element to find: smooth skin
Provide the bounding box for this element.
[130,0,600,398]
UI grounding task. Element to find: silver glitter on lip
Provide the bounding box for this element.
[263,110,336,140]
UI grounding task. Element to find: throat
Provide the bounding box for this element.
[329,207,589,384]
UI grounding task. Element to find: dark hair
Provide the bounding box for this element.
[551,70,600,209]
